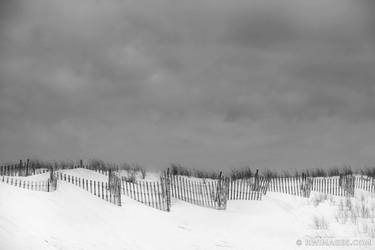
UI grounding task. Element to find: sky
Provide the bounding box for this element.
[0,0,375,171]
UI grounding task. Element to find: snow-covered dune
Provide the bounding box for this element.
[0,181,373,250]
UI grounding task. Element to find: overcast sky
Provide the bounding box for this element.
[0,0,374,171]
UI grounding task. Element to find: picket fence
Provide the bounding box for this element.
[0,175,57,192]
[121,177,170,212]
[268,177,312,198]
[56,172,121,206]
[228,177,267,200]
[355,175,375,193]
[311,175,355,197]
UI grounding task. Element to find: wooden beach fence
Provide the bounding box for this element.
[56,172,121,206]
[0,174,57,192]
[0,160,29,176]
[268,176,312,198]
[121,179,170,212]
[168,171,228,210]
[120,170,170,212]
[354,175,375,193]
[227,177,265,200]
[0,161,51,177]
[311,175,355,197]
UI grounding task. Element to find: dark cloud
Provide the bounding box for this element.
[0,0,375,169]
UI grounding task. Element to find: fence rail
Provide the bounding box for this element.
[56,172,121,206]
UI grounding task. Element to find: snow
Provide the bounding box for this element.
[1,174,374,250]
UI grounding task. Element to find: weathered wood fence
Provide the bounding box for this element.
[311,175,355,197]
[268,177,312,198]
[56,172,121,206]
[121,176,170,212]
[355,175,375,193]
[169,172,228,210]
[227,177,268,200]
[0,160,49,177]
[0,175,57,192]
[7,159,373,211]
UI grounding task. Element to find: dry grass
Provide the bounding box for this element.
[334,194,375,238]
[311,193,329,207]
[170,163,220,179]
[312,216,329,230]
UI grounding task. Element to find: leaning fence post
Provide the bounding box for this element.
[254,169,259,191]
[117,179,122,206]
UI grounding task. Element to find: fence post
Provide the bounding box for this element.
[117,179,122,206]
[165,169,171,211]
[254,169,259,191]
[19,160,23,176]
[216,171,228,210]
[26,159,29,176]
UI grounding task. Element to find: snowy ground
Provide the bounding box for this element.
[0,169,374,250]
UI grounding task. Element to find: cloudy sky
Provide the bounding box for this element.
[0,0,374,171]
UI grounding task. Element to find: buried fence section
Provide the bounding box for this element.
[56,172,120,206]
[355,175,375,193]
[0,174,57,192]
[168,172,228,210]
[268,177,312,198]
[312,175,355,197]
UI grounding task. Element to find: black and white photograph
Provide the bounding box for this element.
[0,0,375,249]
